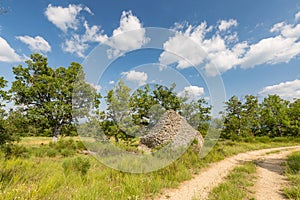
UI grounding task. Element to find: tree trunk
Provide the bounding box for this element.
[52,124,63,142]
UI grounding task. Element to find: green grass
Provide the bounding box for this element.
[207,162,256,200]
[284,151,300,199]
[0,137,299,200]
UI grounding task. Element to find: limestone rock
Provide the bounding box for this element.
[139,110,203,150]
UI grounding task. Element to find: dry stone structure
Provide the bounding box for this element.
[139,110,203,150]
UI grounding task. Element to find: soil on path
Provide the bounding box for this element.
[155,146,300,200]
[253,150,293,200]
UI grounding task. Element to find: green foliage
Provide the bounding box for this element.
[130,84,157,126]
[102,81,211,142]
[46,148,58,157]
[221,96,243,139]
[222,94,300,140]
[152,83,182,111]
[104,79,138,141]
[286,151,300,174]
[255,136,271,143]
[62,157,91,177]
[181,98,211,134]
[0,76,17,146]
[48,139,78,157]
[260,94,290,137]
[288,99,300,137]
[1,144,29,159]
[28,139,85,158]
[10,53,100,138]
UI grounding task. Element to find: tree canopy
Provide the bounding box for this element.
[10,53,100,140]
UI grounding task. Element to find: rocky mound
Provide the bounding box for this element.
[139,110,203,150]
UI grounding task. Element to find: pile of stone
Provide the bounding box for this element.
[139,110,203,150]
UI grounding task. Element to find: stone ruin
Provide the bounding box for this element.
[139,110,203,150]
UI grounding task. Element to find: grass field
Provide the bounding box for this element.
[0,137,300,200]
[284,151,300,199]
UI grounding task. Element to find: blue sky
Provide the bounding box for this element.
[0,0,300,109]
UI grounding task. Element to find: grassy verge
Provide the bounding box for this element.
[0,137,299,199]
[204,162,256,200]
[284,151,300,199]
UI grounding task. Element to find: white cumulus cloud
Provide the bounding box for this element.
[218,19,238,31]
[0,37,22,62]
[105,11,149,59]
[160,11,300,76]
[121,70,148,86]
[159,22,212,69]
[16,35,51,53]
[60,10,147,59]
[240,36,300,68]
[241,19,300,68]
[62,21,107,57]
[159,21,246,76]
[178,85,204,98]
[45,4,92,32]
[259,79,300,100]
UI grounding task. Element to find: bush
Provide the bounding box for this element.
[256,136,271,143]
[49,139,77,151]
[46,148,58,157]
[62,157,91,177]
[1,144,29,159]
[75,140,87,150]
[48,139,79,157]
[271,137,289,143]
[242,136,256,143]
[60,148,75,157]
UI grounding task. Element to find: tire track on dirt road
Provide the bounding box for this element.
[155,146,300,200]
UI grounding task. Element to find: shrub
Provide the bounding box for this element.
[271,137,289,143]
[62,157,91,177]
[46,148,58,157]
[76,140,87,150]
[49,139,76,151]
[60,148,76,157]
[256,136,270,143]
[1,144,29,159]
[242,136,256,143]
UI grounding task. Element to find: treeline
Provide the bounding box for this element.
[0,54,299,146]
[221,95,300,139]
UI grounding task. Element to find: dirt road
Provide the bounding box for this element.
[155,146,300,200]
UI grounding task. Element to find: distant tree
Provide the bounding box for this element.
[181,98,211,135]
[152,83,182,111]
[0,77,15,145]
[260,95,290,137]
[104,79,138,141]
[221,96,243,139]
[287,99,300,136]
[10,54,100,141]
[5,109,32,137]
[242,95,260,136]
[130,84,157,127]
